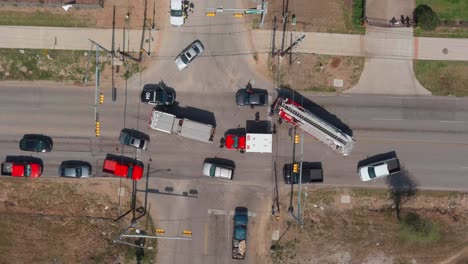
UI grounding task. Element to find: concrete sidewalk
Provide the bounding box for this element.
[0,26,145,51]
[0,26,467,61]
[251,29,468,61]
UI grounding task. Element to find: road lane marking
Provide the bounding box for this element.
[229,210,257,217]
[440,120,466,124]
[208,209,227,215]
[204,223,209,255]
[372,118,403,121]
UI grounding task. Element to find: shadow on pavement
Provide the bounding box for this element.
[155,104,217,127]
[386,167,418,221]
[204,157,236,169]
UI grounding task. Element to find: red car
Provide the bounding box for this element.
[1,160,43,178]
[225,134,246,150]
[103,155,144,180]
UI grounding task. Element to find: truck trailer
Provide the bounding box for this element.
[149,109,215,143]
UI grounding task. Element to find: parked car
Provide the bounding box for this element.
[103,154,144,181]
[175,40,204,70]
[202,162,233,180]
[19,134,53,152]
[119,128,150,150]
[235,82,268,107]
[170,0,184,26]
[225,134,246,151]
[1,156,43,178]
[59,160,92,178]
[358,157,400,181]
[140,82,175,105]
[283,163,323,184]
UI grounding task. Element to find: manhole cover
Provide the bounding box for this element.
[442,48,448,55]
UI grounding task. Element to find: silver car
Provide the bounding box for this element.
[59,160,92,178]
[119,128,150,150]
[175,40,204,70]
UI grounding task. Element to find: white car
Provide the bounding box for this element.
[202,162,233,180]
[170,0,184,26]
[175,40,204,70]
[358,157,400,181]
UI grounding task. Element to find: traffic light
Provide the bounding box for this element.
[293,163,298,173]
[294,134,300,144]
[95,121,100,137]
[99,93,104,104]
[155,228,165,234]
[182,230,192,236]
[233,13,244,18]
[206,12,216,17]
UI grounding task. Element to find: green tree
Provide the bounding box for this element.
[413,4,440,31]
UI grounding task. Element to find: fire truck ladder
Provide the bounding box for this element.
[279,100,354,156]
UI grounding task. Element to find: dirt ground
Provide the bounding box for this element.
[264,0,354,33]
[0,0,153,29]
[0,178,155,264]
[269,188,468,264]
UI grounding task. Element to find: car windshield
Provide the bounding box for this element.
[368,167,376,179]
[157,91,167,102]
[123,134,132,144]
[171,9,183,17]
[127,166,134,178]
[181,54,189,64]
[25,164,31,177]
[22,140,43,151]
[192,45,200,53]
[209,165,216,177]
[233,136,239,148]
[243,93,250,104]
[139,140,146,149]
[75,167,82,177]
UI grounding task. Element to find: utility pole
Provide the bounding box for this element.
[111,6,117,102]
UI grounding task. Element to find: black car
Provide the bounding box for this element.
[283,162,323,184]
[19,134,53,153]
[235,82,268,107]
[140,82,175,105]
[59,160,92,178]
[119,128,150,150]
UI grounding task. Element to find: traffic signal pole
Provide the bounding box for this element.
[288,127,297,213]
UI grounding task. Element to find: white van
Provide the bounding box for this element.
[170,0,184,26]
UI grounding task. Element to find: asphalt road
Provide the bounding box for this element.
[1,1,467,263]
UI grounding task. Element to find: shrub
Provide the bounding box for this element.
[352,0,365,26]
[399,212,440,243]
[414,4,440,31]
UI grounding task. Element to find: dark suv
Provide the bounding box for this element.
[19,134,53,153]
[283,162,323,184]
[119,128,150,150]
[235,82,268,107]
[140,82,175,105]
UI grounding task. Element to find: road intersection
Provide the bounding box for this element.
[0,0,468,263]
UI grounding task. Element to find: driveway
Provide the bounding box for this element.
[366,0,415,20]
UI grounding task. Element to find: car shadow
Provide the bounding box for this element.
[105,154,143,167]
[276,86,353,136]
[5,155,43,166]
[60,160,92,167]
[204,157,236,169]
[224,128,246,136]
[357,151,398,169]
[246,120,271,134]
